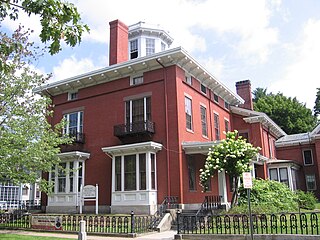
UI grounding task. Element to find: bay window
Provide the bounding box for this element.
[112,152,157,192]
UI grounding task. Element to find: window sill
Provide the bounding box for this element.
[186,129,194,133]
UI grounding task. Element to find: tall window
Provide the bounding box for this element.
[200,105,207,137]
[151,153,156,190]
[126,97,151,124]
[200,84,207,94]
[58,163,66,193]
[146,38,155,56]
[64,111,83,136]
[161,42,166,51]
[279,168,289,187]
[303,150,313,165]
[114,153,157,192]
[139,154,146,190]
[225,119,229,133]
[185,96,193,130]
[50,161,84,194]
[306,174,316,190]
[69,162,74,192]
[269,168,278,181]
[124,155,136,191]
[214,113,220,140]
[130,39,138,59]
[187,155,196,191]
[115,156,121,191]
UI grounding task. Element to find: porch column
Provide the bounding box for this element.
[218,170,228,206]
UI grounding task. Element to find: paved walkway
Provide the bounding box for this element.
[1,229,176,240]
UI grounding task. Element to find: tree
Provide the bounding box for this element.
[314,88,320,118]
[0,0,89,72]
[200,131,260,207]
[0,26,71,189]
[252,87,267,103]
[253,89,317,134]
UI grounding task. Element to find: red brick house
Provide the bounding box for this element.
[276,124,320,199]
[36,19,315,214]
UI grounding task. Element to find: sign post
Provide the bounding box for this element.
[243,172,254,240]
[79,184,99,214]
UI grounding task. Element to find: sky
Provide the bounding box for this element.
[2,0,320,110]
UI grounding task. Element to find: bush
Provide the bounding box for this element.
[295,190,317,210]
[236,179,299,213]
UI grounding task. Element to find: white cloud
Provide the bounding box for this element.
[70,0,278,61]
[269,19,320,109]
[51,56,102,82]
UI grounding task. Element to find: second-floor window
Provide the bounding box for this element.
[303,149,313,165]
[214,113,220,140]
[146,38,155,56]
[200,105,207,137]
[185,96,193,130]
[64,111,83,136]
[125,97,151,124]
[130,39,138,59]
[225,119,230,133]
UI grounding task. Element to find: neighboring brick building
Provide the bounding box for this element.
[36,19,318,214]
[276,125,320,199]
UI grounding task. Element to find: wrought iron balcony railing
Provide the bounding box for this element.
[114,120,155,138]
[69,132,85,143]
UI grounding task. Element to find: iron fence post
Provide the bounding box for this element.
[131,211,135,234]
[177,209,181,234]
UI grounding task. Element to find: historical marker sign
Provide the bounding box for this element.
[243,172,253,189]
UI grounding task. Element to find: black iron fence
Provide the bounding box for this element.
[0,212,156,234]
[177,212,320,235]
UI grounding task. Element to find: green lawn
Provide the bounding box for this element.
[0,234,70,240]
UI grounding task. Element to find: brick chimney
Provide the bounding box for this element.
[109,20,128,65]
[235,80,253,110]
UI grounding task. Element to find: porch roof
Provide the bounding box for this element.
[57,151,90,161]
[267,159,301,168]
[102,141,162,156]
[182,141,221,155]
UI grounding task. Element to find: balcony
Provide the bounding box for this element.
[114,120,155,142]
[60,132,86,152]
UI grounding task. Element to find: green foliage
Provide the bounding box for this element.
[314,88,320,118]
[238,179,298,213]
[0,0,89,71]
[296,190,317,210]
[0,26,71,191]
[200,131,260,206]
[253,88,317,134]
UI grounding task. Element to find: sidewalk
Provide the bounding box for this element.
[1,229,176,240]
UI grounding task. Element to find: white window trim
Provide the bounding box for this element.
[200,83,207,95]
[130,75,144,86]
[63,111,83,135]
[185,74,192,85]
[200,104,208,138]
[303,149,314,166]
[68,91,78,101]
[306,174,317,191]
[184,94,193,132]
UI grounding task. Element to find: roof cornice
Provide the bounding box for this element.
[231,106,286,138]
[35,47,243,105]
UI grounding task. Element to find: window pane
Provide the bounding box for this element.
[303,150,313,165]
[187,155,196,191]
[185,97,192,130]
[225,120,229,133]
[115,156,121,191]
[269,168,278,181]
[214,113,220,140]
[78,162,83,191]
[58,163,66,193]
[151,153,156,190]
[130,39,138,59]
[69,162,74,192]
[306,175,316,190]
[124,155,136,191]
[279,168,289,187]
[200,106,207,137]
[139,154,146,190]
[146,38,155,56]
